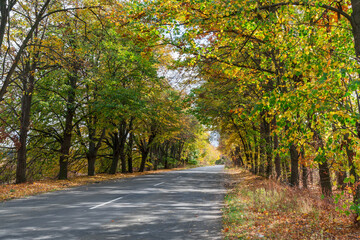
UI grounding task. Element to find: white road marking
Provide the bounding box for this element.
[154,182,164,186]
[89,197,123,210]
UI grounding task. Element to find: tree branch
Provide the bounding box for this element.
[258,2,352,23]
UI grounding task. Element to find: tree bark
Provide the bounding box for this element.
[344,133,360,224]
[16,63,35,183]
[289,143,299,187]
[109,131,120,174]
[300,147,307,189]
[153,145,159,170]
[264,116,272,178]
[302,165,308,189]
[163,142,169,169]
[282,160,290,183]
[138,125,157,172]
[350,1,360,224]
[118,119,128,174]
[351,0,360,59]
[0,1,13,48]
[127,131,134,173]
[318,160,332,197]
[139,149,149,172]
[58,74,77,180]
[337,171,346,190]
[234,146,242,167]
[87,154,96,176]
[230,115,251,166]
[86,128,105,176]
[253,129,259,174]
[120,142,126,173]
[87,133,96,176]
[273,117,281,180]
[311,128,332,197]
[259,116,266,176]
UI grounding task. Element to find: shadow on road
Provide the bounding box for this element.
[0,166,225,240]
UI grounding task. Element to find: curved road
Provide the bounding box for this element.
[0,165,225,240]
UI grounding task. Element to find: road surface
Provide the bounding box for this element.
[0,165,225,240]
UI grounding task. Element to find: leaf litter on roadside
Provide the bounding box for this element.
[223,168,360,240]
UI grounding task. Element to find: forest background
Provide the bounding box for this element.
[3,0,360,231]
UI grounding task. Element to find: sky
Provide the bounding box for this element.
[209,131,219,147]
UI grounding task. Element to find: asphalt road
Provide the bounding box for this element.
[0,165,225,240]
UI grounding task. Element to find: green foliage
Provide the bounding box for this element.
[0,0,219,182]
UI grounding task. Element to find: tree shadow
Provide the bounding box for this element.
[0,166,225,240]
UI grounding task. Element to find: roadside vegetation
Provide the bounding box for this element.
[160,0,360,228]
[3,0,360,232]
[0,1,219,186]
[223,168,360,239]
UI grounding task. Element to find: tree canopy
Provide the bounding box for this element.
[2,0,360,226]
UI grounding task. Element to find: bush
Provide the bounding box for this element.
[215,159,224,165]
[188,158,199,165]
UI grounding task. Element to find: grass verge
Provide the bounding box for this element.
[222,168,360,239]
[0,167,189,202]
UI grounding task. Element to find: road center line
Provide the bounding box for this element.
[154,182,164,186]
[89,196,123,210]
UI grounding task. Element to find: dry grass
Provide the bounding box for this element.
[223,168,360,240]
[0,168,186,202]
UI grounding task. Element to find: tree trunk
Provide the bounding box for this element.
[59,131,72,180]
[351,0,360,60]
[319,160,332,197]
[109,132,120,174]
[118,119,128,174]
[153,147,158,170]
[119,139,126,173]
[349,2,360,224]
[127,131,134,173]
[289,143,299,187]
[282,161,289,183]
[309,169,314,185]
[87,153,96,176]
[273,117,281,180]
[344,133,360,224]
[311,128,332,197]
[302,165,308,189]
[86,127,96,176]
[178,142,184,167]
[86,128,105,176]
[16,67,35,184]
[110,146,120,174]
[234,146,241,167]
[264,116,272,178]
[337,171,346,190]
[253,133,259,174]
[0,1,11,49]
[58,74,77,180]
[230,115,251,166]
[164,157,168,169]
[259,121,266,176]
[164,143,169,169]
[137,124,157,172]
[16,90,31,183]
[300,147,307,189]
[139,150,149,172]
